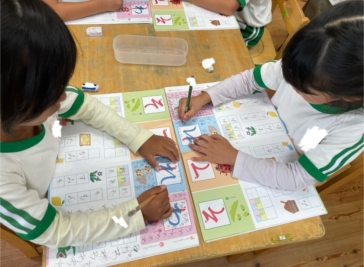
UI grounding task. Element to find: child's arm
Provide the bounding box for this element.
[0,162,172,247]
[43,0,123,22]
[187,0,240,16]
[178,69,264,122]
[189,134,317,190]
[59,87,179,169]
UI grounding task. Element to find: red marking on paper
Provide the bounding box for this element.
[144,98,164,109]
[202,206,225,223]
[156,17,172,24]
[191,163,210,178]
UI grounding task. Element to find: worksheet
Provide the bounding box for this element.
[151,0,239,30]
[164,84,327,242]
[63,0,152,25]
[46,92,199,267]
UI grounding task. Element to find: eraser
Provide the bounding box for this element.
[86,27,102,37]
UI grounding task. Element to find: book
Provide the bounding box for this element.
[164,83,327,242]
[46,90,199,267]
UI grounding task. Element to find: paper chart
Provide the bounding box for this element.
[63,0,152,25]
[164,83,327,242]
[151,1,239,31]
[47,92,198,267]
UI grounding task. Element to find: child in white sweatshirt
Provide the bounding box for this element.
[1,0,179,248]
[178,0,363,190]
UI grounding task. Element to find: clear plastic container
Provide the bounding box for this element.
[113,35,188,66]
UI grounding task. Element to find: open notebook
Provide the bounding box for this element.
[164,83,327,242]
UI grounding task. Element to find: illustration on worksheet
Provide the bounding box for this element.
[56,121,130,172]
[165,88,214,121]
[140,191,197,245]
[131,157,186,196]
[151,1,238,31]
[122,89,171,123]
[93,93,124,117]
[64,0,152,24]
[181,151,238,193]
[117,0,151,19]
[48,156,198,266]
[173,115,220,152]
[192,185,255,241]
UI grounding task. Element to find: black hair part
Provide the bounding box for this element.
[1,0,77,135]
[282,0,364,109]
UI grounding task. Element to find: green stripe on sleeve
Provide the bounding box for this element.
[0,212,32,233]
[320,134,364,173]
[325,144,364,177]
[59,86,85,118]
[0,198,40,225]
[298,154,328,182]
[236,0,246,9]
[17,204,57,241]
[253,65,268,89]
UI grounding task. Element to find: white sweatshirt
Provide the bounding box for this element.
[0,86,154,248]
[205,60,363,190]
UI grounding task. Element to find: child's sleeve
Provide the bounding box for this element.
[233,152,318,190]
[297,124,363,182]
[204,60,282,106]
[58,86,153,153]
[0,158,145,248]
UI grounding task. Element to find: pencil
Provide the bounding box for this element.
[139,194,157,209]
[185,76,194,113]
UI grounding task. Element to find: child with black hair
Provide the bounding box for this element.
[178,0,364,190]
[0,0,178,247]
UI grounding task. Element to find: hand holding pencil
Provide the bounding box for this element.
[137,185,173,221]
[178,91,212,123]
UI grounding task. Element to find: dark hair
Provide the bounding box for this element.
[1,0,77,135]
[282,0,363,109]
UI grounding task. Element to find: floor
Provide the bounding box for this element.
[2,1,363,267]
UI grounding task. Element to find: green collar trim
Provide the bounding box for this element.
[0,125,45,153]
[309,103,361,114]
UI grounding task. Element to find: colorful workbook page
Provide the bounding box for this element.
[151,0,239,31]
[63,0,152,25]
[165,83,327,242]
[46,92,198,267]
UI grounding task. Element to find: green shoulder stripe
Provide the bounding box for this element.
[320,134,364,173]
[1,198,40,225]
[17,204,57,241]
[59,85,85,118]
[253,65,268,89]
[298,155,327,182]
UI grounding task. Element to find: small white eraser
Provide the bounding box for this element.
[112,216,128,228]
[86,27,102,37]
[202,58,215,68]
[202,58,215,72]
[186,77,196,86]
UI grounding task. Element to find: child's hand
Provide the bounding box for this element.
[138,135,179,171]
[178,92,211,123]
[102,0,124,12]
[137,185,173,221]
[189,134,238,166]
